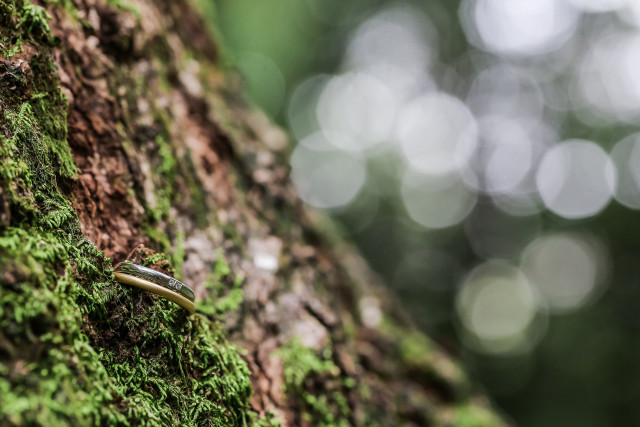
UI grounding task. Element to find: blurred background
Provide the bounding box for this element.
[210,0,640,425]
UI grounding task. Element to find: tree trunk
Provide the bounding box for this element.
[0,0,505,425]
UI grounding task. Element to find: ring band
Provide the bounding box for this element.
[114,262,196,314]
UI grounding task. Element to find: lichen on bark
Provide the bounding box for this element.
[1,0,506,425]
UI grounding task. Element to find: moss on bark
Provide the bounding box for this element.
[0,1,259,425]
[0,0,507,425]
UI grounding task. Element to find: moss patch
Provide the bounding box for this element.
[449,402,505,427]
[387,321,471,402]
[0,1,261,425]
[198,249,245,316]
[275,338,350,427]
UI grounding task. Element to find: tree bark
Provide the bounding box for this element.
[0,0,505,425]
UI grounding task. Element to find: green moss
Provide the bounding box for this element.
[80,302,254,426]
[171,231,186,279]
[274,338,350,427]
[251,411,280,427]
[451,402,505,427]
[222,221,244,247]
[104,0,140,18]
[0,226,119,426]
[386,321,471,401]
[182,152,209,227]
[398,329,433,365]
[0,1,262,425]
[17,2,53,43]
[138,132,189,264]
[198,250,245,316]
[140,134,178,227]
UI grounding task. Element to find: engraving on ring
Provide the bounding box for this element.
[168,277,182,290]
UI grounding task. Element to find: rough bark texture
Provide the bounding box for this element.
[0,0,505,425]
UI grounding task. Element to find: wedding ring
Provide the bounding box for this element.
[114,262,196,314]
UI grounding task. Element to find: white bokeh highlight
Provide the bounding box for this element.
[396,92,478,176]
[290,133,366,209]
[522,233,608,313]
[476,116,536,195]
[344,5,435,96]
[401,170,477,229]
[574,32,640,122]
[316,72,399,153]
[456,262,545,354]
[287,75,329,141]
[461,0,580,57]
[466,65,545,121]
[536,140,616,219]
[619,1,640,27]
[567,0,626,12]
[611,133,640,209]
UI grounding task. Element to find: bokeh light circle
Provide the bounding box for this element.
[396,92,478,176]
[536,140,616,219]
[466,65,545,121]
[522,233,608,313]
[567,0,626,12]
[461,0,579,57]
[343,6,437,99]
[344,5,434,78]
[610,133,640,209]
[287,75,329,141]
[290,133,366,208]
[316,72,399,152]
[475,116,536,196]
[574,32,640,122]
[456,261,546,354]
[401,170,477,229]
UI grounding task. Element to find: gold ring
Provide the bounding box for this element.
[114,262,196,314]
